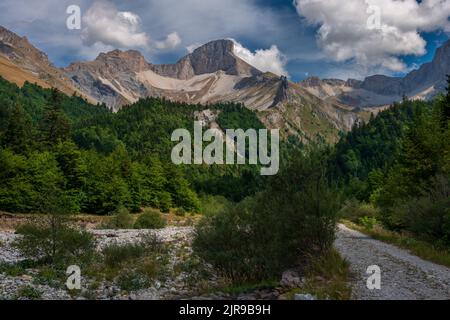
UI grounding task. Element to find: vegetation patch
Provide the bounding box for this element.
[134,209,166,229]
[283,249,351,300]
[15,285,42,300]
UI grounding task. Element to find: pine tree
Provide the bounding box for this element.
[440,75,450,128]
[40,88,71,146]
[2,103,34,153]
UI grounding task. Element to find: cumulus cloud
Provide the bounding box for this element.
[82,1,149,48]
[294,0,450,72]
[82,1,181,51]
[154,32,182,50]
[232,40,289,76]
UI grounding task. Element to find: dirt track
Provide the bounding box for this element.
[335,224,450,300]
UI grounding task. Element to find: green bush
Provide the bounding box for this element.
[401,176,450,244]
[33,267,63,287]
[102,234,165,268]
[338,199,378,223]
[102,243,146,268]
[100,235,166,290]
[14,222,94,266]
[15,285,42,300]
[200,195,232,216]
[0,262,27,277]
[194,149,339,284]
[103,207,134,229]
[116,270,150,291]
[134,209,166,229]
[359,216,378,230]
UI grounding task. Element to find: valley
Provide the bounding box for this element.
[0,21,449,302]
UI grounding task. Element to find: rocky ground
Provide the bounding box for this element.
[335,224,450,300]
[3,223,450,300]
[0,227,305,300]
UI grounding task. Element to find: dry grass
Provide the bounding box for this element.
[0,56,50,88]
[0,209,203,232]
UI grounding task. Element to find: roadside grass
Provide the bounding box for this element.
[283,249,352,300]
[342,220,450,269]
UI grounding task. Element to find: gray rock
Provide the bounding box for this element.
[294,294,315,301]
[280,270,302,288]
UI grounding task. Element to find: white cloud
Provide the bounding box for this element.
[81,1,181,51]
[294,0,450,72]
[186,43,202,53]
[155,32,182,50]
[82,1,149,48]
[232,40,289,76]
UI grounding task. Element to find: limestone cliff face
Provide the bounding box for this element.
[150,40,261,80]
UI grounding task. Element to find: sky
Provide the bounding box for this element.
[0,0,449,82]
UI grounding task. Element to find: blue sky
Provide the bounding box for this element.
[0,0,449,82]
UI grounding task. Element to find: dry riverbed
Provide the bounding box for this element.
[0,226,306,300]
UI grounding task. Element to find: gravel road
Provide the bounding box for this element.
[335,224,450,300]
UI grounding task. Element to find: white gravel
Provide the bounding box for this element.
[335,224,450,300]
[92,227,194,249]
[0,232,21,264]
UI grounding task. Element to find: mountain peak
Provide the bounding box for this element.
[96,49,145,60]
[69,48,151,74]
[0,25,50,65]
[190,39,235,56]
[151,39,261,80]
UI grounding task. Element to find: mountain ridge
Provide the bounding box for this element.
[0,26,96,103]
[0,26,375,142]
[300,39,450,108]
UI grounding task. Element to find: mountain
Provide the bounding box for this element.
[0,26,95,103]
[64,39,366,142]
[0,26,368,143]
[64,40,280,111]
[300,39,450,108]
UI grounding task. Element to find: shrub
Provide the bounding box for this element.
[174,207,186,217]
[194,149,339,284]
[103,207,134,229]
[15,222,94,266]
[338,199,378,223]
[102,234,165,268]
[359,216,378,230]
[402,176,450,244]
[15,285,42,300]
[200,195,232,217]
[33,267,63,287]
[102,243,146,268]
[0,262,27,277]
[100,235,166,290]
[134,209,166,229]
[116,270,149,291]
